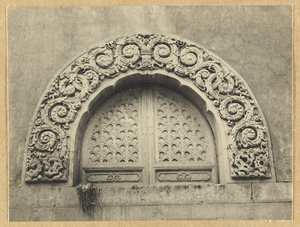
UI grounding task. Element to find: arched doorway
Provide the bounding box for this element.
[24,34,274,185]
[80,84,218,185]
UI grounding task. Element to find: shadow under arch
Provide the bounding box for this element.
[23,34,275,185]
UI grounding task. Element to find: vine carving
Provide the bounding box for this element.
[25,34,272,182]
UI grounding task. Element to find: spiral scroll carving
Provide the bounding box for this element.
[179,46,203,67]
[33,129,58,152]
[153,42,177,67]
[95,49,114,68]
[25,34,272,182]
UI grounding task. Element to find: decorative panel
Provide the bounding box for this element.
[155,90,213,163]
[82,88,141,164]
[87,172,142,183]
[25,34,272,182]
[156,170,211,182]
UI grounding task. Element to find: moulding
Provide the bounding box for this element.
[24,34,273,182]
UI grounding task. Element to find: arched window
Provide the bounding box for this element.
[80,85,217,184]
[24,34,274,185]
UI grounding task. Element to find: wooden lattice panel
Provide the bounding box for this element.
[155,90,213,163]
[82,88,141,164]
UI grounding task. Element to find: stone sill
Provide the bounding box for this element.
[252,182,292,203]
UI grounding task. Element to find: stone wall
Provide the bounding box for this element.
[10,183,292,221]
[8,6,292,221]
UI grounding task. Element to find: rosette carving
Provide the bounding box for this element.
[122,44,140,62]
[153,43,172,60]
[153,42,178,70]
[47,102,77,128]
[114,38,142,71]
[83,44,119,77]
[95,49,114,68]
[219,97,252,125]
[180,46,203,67]
[25,34,272,182]
[236,125,265,148]
[29,126,59,153]
[33,129,58,152]
[175,46,204,76]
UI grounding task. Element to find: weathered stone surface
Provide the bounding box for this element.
[275,156,293,182]
[251,202,292,220]
[101,206,126,221]
[192,203,292,220]
[9,207,90,222]
[9,203,292,221]
[98,183,253,205]
[9,186,79,208]
[10,183,251,210]
[21,33,273,182]
[8,5,292,188]
[8,6,292,221]
[252,182,292,203]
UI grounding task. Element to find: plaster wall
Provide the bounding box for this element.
[8,6,292,221]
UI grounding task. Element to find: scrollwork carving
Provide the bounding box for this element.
[30,128,58,153]
[25,34,272,182]
[153,42,178,70]
[95,49,114,68]
[49,102,77,125]
[219,97,252,125]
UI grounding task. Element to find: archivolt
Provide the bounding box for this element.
[25,34,272,182]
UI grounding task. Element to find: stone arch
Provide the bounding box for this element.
[24,34,274,183]
[72,72,226,185]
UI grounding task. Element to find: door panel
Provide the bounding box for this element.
[153,88,215,164]
[82,87,142,165]
[81,85,217,184]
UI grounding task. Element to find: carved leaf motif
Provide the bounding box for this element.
[25,34,272,182]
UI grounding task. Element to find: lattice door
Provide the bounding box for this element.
[81,85,217,184]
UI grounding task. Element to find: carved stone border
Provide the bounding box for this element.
[24,34,272,182]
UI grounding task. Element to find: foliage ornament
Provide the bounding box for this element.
[25,34,272,182]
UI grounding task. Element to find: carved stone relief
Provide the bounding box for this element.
[25,34,272,182]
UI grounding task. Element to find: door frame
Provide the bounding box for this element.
[79,83,219,185]
[71,71,230,186]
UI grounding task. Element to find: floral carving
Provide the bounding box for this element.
[25,34,272,182]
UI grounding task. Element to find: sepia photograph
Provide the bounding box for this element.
[7,5,292,222]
